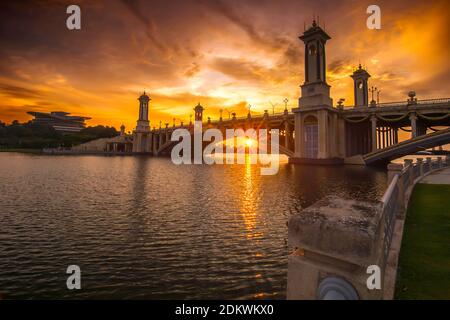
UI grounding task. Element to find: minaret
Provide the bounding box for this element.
[136,91,150,131]
[194,103,204,122]
[298,20,333,108]
[351,64,370,107]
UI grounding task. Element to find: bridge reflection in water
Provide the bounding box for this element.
[0,153,387,299]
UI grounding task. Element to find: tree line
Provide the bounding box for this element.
[0,120,118,149]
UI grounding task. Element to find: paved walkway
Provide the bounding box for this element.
[420,167,450,185]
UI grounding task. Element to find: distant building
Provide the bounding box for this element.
[70,124,133,153]
[27,111,91,133]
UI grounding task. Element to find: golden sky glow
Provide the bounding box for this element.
[0,0,449,131]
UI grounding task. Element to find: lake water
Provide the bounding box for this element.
[0,152,387,299]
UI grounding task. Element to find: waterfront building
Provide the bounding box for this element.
[27,111,91,133]
[71,124,133,153]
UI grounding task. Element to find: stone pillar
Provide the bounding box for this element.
[404,159,413,185]
[153,132,158,154]
[330,113,338,157]
[437,156,443,168]
[165,123,170,144]
[338,117,346,158]
[287,196,383,300]
[409,113,417,139]
[135,133,142,152]
[417,158,424,176]
[387,163,403,185]
[389,128,392,146]
[284,121,290,149]
[318,110,329,159]
[294,113,304,157]
[370,116,377,152]
[426,157,432,172]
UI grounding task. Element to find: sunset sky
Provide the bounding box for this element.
[0,0,449,131]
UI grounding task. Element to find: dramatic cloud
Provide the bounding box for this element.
[0,0,449,130]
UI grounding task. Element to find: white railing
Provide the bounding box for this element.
[381,155,450,266]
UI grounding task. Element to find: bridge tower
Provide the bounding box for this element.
[290,20,344,164]
[298,20,333,108]
[194,103,204,122]
[132,91,152,153]
[351,64,370,107]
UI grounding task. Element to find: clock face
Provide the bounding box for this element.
[358,82,363,89]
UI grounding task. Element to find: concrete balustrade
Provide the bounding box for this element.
[287,156,450,300]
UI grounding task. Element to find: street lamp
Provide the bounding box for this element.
[283,98,289,111]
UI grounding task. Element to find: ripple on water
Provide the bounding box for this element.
[0,153,386,299]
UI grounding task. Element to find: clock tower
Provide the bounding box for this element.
[298,20,333,108]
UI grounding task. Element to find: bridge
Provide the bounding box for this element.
[133,96,450,164]
[132,21,450,165]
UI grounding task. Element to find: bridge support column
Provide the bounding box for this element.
[409,113,418,138]
[318,110,329,159]
[370,116,377,152]
[338,117,346,158]
[153,132,158,154]
[165,124,170,144]
[148,132,153,151]
[294,113,304,158]
[159,129,163,148]
[284,121,290,149]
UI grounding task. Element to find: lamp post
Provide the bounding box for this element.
[283,98,289,111]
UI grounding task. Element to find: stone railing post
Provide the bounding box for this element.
[446,155,450,167]
[404,159,413,185]
[417,158,424,177]
[387,163,403,185]
[437,156,443,168]
[425,157,432,173]
[287,196,383,300]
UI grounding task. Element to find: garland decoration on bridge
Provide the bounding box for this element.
[342,115,371,123]
[417,112,450,121]
[427,126,444,132]
[376,113,409,122]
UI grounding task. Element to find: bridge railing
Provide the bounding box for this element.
[382,156,450,266]
[346,97,450,109]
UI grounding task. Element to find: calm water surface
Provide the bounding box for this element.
[0,152,387,299]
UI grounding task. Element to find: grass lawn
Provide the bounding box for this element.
[395,183,450,299]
